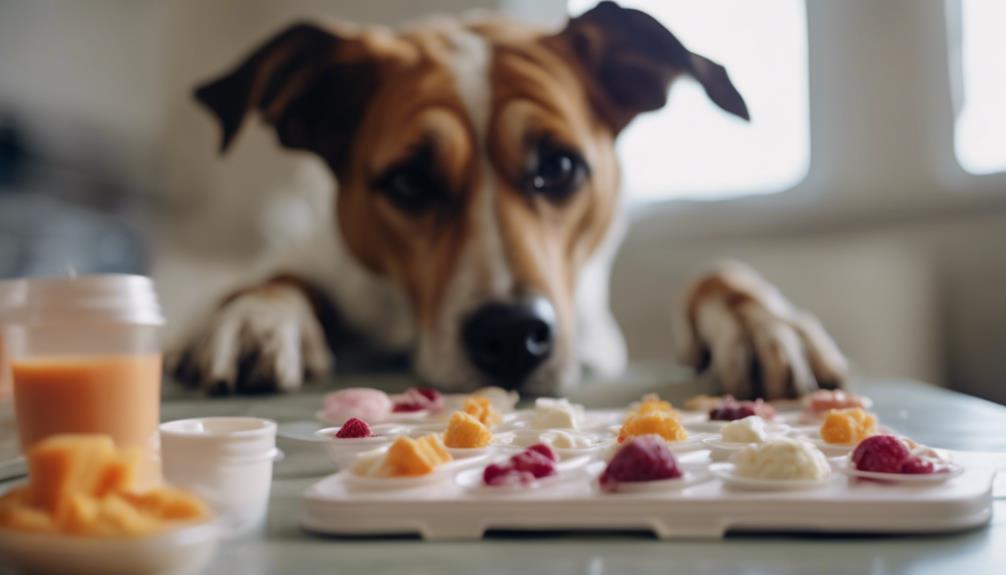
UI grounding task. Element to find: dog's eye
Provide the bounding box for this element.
[526,147,587,202]
[375,167,441,213]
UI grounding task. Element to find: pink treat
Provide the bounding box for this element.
[392,387,444,413]
[322,388,393,425]
[852,435,911,473]
[806,390,868,414]
[599,435,681,492]
[334,418,372,439]
[709,396,775,422]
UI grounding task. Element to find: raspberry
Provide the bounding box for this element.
[510,449,557,479]
[392,387,444,412]
[483,463,535,487]
[599,435,681,492]
[709,404,755,421]
[709,396,775,421]
[851,435,910,473]
[526,443,557,462]
[899,456,936,474]
[334,418,372,439]
[415,387,442,405]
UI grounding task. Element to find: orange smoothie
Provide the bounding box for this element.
[11,354,162,484]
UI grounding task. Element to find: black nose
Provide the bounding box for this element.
[462,298,556,388]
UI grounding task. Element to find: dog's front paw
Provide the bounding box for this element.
[172,283,332,394]
[676,262,848,400]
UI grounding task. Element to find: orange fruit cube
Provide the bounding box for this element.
[443,411,492,448]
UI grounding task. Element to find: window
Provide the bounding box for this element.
[952,0,1006,175]
[568,0,810,201]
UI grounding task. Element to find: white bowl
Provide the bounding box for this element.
[837,461,964,484]
[0,521,221,575]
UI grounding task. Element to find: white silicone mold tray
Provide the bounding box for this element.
[300,412,997,540]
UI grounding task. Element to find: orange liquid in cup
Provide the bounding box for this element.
[11,353,163,485]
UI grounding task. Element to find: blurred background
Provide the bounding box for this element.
[0,0,1003,403]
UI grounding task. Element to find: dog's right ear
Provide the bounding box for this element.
[550,1,749,134]
[194,22,376,171]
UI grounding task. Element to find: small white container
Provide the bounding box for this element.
[160,417,277,536]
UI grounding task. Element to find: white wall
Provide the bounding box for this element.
[612,0,1006,403]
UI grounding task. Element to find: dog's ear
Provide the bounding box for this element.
[551,1,749,133]
[194,22,376,171]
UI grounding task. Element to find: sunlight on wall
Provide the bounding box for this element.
[954,0,1006,175]
[568,0,810,201]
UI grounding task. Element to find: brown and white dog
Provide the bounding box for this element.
[176,1,848,399]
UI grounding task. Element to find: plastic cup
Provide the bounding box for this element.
[5,275,164,486]
[160,417,278,537]
[0,278,26,404]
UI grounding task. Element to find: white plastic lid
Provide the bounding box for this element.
[0,274,164,326]
[160,417,278,462]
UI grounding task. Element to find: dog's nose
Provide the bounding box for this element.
[462,298,556,388]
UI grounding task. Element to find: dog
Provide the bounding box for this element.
[175,1,849,399]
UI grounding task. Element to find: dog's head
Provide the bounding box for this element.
[194,1,747,395]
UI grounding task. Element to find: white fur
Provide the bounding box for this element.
[678,261,849,399]
[188,283,331,392]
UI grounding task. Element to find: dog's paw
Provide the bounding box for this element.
[171,283,332,394]
[675,261,849,400]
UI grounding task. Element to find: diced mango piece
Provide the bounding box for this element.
[121,488,209,522]
[618,412,687,444]
[0,504,54,533]
[382,434,452,477]
[462,397,500,427]
[820,408,877,445]
[27,434,117,514]
[56,493,101,535]
[443,411,492,448]
[91,495,159,537]
[0,433,209,537]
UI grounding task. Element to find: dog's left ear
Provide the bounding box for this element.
[550,1,749,133]
[193,22,377,173]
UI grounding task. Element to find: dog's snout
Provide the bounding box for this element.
[462,298,556,388]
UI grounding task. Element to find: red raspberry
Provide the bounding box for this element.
[852,435,910,473]
[599,435,681,492]
[334,417,372,439]
[510,448,557,479]
[899,456,936,474]
[392,387,444,412]
[415,387,442,405]
[482,463,535,487]
[526,443,557,462]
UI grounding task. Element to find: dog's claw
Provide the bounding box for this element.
[171,284,332,395]
[677,261,849,400]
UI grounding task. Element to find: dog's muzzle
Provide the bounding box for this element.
[461,297,556,390]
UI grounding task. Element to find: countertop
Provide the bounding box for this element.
[4,364,1006,574]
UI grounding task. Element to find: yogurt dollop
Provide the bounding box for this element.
[532,398,584,429]
[720,416,768,444]
[732,438,831,481]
